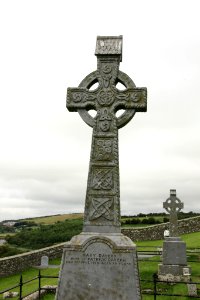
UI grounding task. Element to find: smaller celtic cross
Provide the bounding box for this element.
[67,36,147,233]
[163,189,184,237]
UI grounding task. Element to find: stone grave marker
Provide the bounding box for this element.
[56,36,147,300]
[158,189,191,281]
[187,282,197,297]
[41,255,49,268]
[163,189,183,237]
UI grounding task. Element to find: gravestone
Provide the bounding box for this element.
[56,36,147,300]
[158,189,191,281]
[187,282,197,297]
[41,255,49,268]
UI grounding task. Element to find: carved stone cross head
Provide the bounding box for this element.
[163,189,184,237]
[163,189,183,214]
[67,36,147,132]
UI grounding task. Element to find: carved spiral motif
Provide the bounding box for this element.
[102,64,112,74]
[73,93,82,102]
[97,90,114,106]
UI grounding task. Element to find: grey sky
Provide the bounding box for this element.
[0,0,200,221]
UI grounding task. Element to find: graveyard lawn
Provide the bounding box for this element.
[0,259,60,300]
[136,231,200,249]
[1,232,200,299]
[1,255,199,300]
[137,231,200,298]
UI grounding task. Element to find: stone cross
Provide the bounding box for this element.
[163,189,183,237]
[67,36,147,233]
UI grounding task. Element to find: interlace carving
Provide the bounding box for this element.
[89,198,114,221]
[92,168,113,190]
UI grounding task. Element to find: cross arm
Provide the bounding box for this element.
[67,87,97,112]
[113,87,147,112]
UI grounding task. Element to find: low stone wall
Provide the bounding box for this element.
[122,216,200,241]
[0,243,65,277]
[0,216,199,277]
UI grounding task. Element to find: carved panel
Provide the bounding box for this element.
[98,109,112,132]
[93,138,113,161]
[91,167,114,190]
[89,197,114,221]
[95,36,122,55]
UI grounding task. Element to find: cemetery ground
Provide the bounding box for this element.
[0,231,200,299]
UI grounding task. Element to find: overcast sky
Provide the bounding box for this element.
[0,0,200,222]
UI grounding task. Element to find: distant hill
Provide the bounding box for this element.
[22,213,84,225]
[2,211,199,225]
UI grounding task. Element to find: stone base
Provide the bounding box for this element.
[158,264,191,282]
[56,232,141,300]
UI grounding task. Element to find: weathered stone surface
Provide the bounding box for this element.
[163,189,183,237]
[3,292,19,299]
[162,238,187,265]
[158,190,191,281]
[122,215,200,241]
[187,283,197,297]
[23,286,57,300]
[66,35,147,234]
[56,233,140,300]
[57,36,147,299]
[40,255,49,267]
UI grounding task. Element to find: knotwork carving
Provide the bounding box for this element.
[77,70,139,129]
[91,168,113,190]
[97,90,114,106]
[89,197,114,220]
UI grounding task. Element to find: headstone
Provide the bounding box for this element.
[158,189,191,281]
[41,255,49,268]
[56,36,147,300]
[187,283,197,297]
[164,230,169,237]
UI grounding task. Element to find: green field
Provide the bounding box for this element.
[0,258,60,300]
[23,213,84,225]
[136,231,200,249]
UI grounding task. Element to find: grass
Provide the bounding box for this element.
[136,232,200,299]
[139,257,200,299]
[136,231,200,249]
[1,255,200,300]
[0,258,60,300]
[1,232,200,299]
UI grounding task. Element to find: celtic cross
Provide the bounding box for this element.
[163,189,184,237]
[67,36,147,233]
